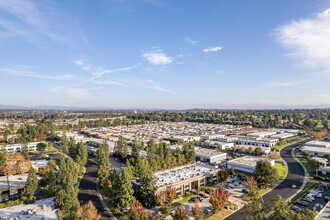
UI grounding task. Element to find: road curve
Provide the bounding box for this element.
[225,139,310,220]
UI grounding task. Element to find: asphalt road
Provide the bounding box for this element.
[78,160,110,220]
[225,139,310,220]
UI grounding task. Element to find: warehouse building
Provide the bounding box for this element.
[305,140,330,148]
[227,156,275,173]
[153,163,220,194]
[204,140,234,150]
[301,146,330,157]
[195,148,227,163]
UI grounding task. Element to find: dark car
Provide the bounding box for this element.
[297,201,309,206]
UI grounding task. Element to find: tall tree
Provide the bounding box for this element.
[173,207,189,220]
[25,167,39,197]
[128,200,149,220]
[118,166,135,208]
[37,142,47,155]
[254,160,279,188]
[209,187,230,212]
[76,201,101,220]
[97,141,111,185]
[192,199,203,220]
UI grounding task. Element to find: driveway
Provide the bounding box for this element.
[225,139,311,220]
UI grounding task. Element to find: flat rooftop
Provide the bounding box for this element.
[227,156,274,167]
[305,140,330,147]
[0,197,60,220]
[155,164,216,188]
[195,148,226,157]
[301,146,330,154]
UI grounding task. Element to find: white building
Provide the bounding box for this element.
[305,141,330,148]
[201,134,225,140]
[301,146,330,157]
[168,144,184,152]
[195,148,227,163]
[204,140,234,150]
[237,145,271,155]
[248,131,277,138]
[172,135,201,142]
[227,156,275,173]
[2,142,47,154]
[235,136,278,147]
[0,197,60,220]
[321,166,330,175]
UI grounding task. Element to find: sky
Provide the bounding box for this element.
[0,0,330,109]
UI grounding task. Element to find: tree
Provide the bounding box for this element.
[37,142,47,155]
[313,130,328,139]
[240,146,245,154]
[2,153,32,176]
[245,177,258,194]
[156,190,166,207]
[25,167,38,197]
[209,187,230,212]
[173,207,189,220]
[242,191,272,220]
[76,200,101,220]
[21,145,29,159]
[0,150,6,168]
[232,145,238,156]
[248,147,253,155]
[192,199,203,220]
[311,159,321,176]
[48,159,57,171]
[218,167,229,182]
[118,166,135,208]
[254,160,279,188]
[166,184,176,205]
[128,200,149,220]
[255,147,262,156]
[302,150,310,159]
[137,162,156,207]
[97,141,111,185]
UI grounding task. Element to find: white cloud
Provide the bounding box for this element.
[93,80,128,87]
[184,37,199,45]
[275,8,330,77]
[203,46,223,53]
[0,68,74,80]
[143,50,173,65]
[147,79,173,93]
[0,0,64,42]
[271,80,305,87]
[92,65,137,77]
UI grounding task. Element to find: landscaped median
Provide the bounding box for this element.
[289,181,319,205]
[205,209,232,220]
[273,137,309,151]
[300,160,316,173]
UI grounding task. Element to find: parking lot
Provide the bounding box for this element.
[294,183,330,213]
[109,156,124,174]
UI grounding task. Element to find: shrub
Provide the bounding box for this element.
[230,203,238,210]
[325,196,330,203]
[199,193,206,198]
[161,206,171,216]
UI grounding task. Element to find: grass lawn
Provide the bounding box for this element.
[289,181,319,205]
[273,137,309,150]
[300,160,316,173]
[205,209,232,220]
[174,194,199,206]
[258,188,271,195]
[274,163,288,180]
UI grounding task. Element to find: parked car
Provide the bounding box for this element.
[297,201,309,206]
[316,193,322,198]
[292,184,296,189]
[303,198,314,203]
[227,183,234,188]
[291,206,302,212]
[305,195,315,201]
[242,188,249,193]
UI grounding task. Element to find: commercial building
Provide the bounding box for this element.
[237,145,271,155]
[301,146,330,157]
[0,174,28,195]
[2,142,47,154]
[226,156,275,173]
[235,136,278,147]
[321,166,330,175]
[154,163,220,194]
[168,144,184,152]
[305,141,330,148]
[248,131,277,138]
[0,197,60,220]
[195,148,227,163]
[204,141,234,150]
[201,134,225,140]
[172,135,201,142]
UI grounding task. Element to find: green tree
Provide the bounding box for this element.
[36,142,47,154]
[254,160,279,188]
[25,167,39,197]
[21,145,29,159]
[255,147,262,156]
[118,166,135,208]
[97,141,111,185]
[242,191,272,220]
[137,162,156,207]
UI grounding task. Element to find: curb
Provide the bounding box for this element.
[286,148,309,203]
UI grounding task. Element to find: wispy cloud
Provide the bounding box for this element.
[203,46,223,53]
[0,68,74,80]
[275,8,330,77]
[0,0,64,42]
[184,37,199,45]
[147,80,173,93]
[49,86,104,99]
[271,80,305,87]
[143,50,173,65]
[93,80,128,87]
[92,66,137,77]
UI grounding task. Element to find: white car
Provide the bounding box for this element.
[292,184,296,189]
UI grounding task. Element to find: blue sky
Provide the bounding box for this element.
[0,0,330,109]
